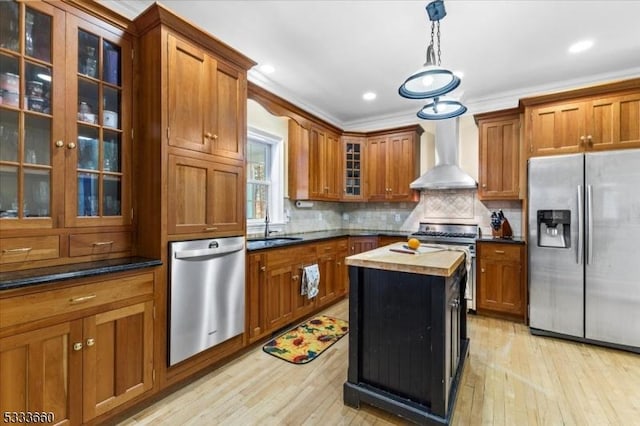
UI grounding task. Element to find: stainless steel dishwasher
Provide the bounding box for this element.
[169,236,245,366]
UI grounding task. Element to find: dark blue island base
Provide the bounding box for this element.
[344,264,469,425]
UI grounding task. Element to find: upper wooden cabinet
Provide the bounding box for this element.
[367,126,422,202]
[342,135,366,200]
[134,4,254,244]
[309,125,342,200]
[475,110,521,200]
[0,0,134,271]
[167,34,244,161]
[522,80,640,157]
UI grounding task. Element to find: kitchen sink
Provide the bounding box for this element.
[247,237,304,250]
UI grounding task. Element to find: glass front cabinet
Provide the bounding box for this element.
[0,1,131,231]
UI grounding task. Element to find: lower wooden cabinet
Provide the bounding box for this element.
[0,270,155,424]
[348,236,377,255]
[476,241,526,322]
[246,238,350,344]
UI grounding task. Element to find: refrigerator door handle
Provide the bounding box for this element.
[586,184,593,265]
[577,185,583,265]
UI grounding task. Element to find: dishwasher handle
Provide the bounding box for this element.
[174,242,244,259]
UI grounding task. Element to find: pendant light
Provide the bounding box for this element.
[417,96,467,120]
[399,0,466,120]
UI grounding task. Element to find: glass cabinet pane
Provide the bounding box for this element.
[0,2,20,52]
[0,54,20,108]
[0,109,19,162]
[78,79,99,124]
[24,168,50,217]
[25,62,52,114]
[25,7,52,63]
[103,40,121,85]
[78,172,99,217]
[0,165,18,217]
[103,131,120,172]
[103,175,121,216]
[24,115,51,165]
[78,30,99,79]
[77,126,99,170]
[103,86,120,129]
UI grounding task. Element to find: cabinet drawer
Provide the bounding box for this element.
[0,272,154,329]
[69,232,131,257]
[479,243,522,262]
[336,238,349,251]
[0,236,60,264]
[316,241,336,254]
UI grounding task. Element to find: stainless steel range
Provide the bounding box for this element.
[411,222,478,311]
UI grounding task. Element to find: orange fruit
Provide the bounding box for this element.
[407,238,420,250]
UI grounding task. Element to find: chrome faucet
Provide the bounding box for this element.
[264,207,270,238]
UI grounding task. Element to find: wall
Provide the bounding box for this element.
[247,102,524,237]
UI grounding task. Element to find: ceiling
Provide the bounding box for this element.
[100,0,640,130]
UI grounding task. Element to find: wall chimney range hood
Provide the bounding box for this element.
[410,118,477,190]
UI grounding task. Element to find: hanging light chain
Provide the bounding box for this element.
[429,21,435,51]
[436,20,441,66]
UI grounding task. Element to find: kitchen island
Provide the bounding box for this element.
[344,242,469,425]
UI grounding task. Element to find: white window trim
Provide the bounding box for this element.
[246,126,285,235]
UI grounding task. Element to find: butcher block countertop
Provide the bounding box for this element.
[345,242,465,277]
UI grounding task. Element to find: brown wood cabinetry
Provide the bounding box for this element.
[348,236,378,255]
[476,242,526,322]
[0,270,155,424]
[367,127,422,202]
[342,135,366,200]
[0,0,134,270]
[522,80,640,157]
[309,125,342,200]
[475,110,521,200]
[317,241,338,305]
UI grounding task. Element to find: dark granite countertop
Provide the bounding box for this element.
[0,257,162,291]
[247,229,409,251]
[476,236,526,245]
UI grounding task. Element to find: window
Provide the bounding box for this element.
[246,127,284,231]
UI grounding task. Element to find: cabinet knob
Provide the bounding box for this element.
[580,136,586,141]
[587,135,593,143]
[292,275,299,281]
[205,132,212,139]
[73,342,83,351]
[212,134,218,140]
[260,266,266,272]
[67,142,76,149]
[55,140,64,148]
[86,338,95,347]
[481,268,485,273]
[482,183,487,188]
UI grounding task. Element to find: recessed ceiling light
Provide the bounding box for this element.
[362,92,377,101]
[259,64,275,74]
[569,40,594,54]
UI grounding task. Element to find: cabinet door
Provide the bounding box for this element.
[529,102,586,156]
[478,117,520,200]
[64,14,132,228]
[167,155,210,235]
[264,264,295,331]
[167,34,213,154]
[348,237,377,255]
[588,92,640,151]
[387,132,416,201]
[0,1,65,231]
[213,61,245,161]
[0,321,82,425]
[247,253,266,342]
[82,300,153,422]
[210,161,244,234]
[317,252,337,305]
[478,258,523,316]
[292,257,317,318]
[325,132,342,200]
[335,249,349,296]
[343,137,366,200]
[308,126,324,199]
[366,136,388,201]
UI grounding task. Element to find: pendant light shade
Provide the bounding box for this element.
[398,45,460,99]
[417,97,467,120]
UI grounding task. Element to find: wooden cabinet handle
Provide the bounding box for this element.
[2,247,32,253]
[495,250,505,254]
[86,338,95,347]
[55,140,64,147]
[204,227,218,231]
[92,241,114,246]
[67,142,76,149]
[73,342,83,351]
[69,294,96,304]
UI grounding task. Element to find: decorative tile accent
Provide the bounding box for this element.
[423,190,475,219]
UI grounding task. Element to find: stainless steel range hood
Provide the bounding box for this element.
[410,118,477,190]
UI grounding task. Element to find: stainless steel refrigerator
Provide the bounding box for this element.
[528,149,640,351]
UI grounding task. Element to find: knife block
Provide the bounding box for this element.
[492,218,513,238]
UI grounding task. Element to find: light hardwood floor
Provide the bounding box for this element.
[120,299,640,425]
